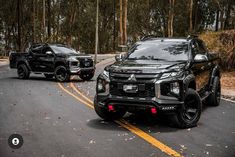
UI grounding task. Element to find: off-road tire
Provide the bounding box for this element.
[207,76,221,106]
[17,64,30,79]
[54,66,70,82]
[172,88,202,128]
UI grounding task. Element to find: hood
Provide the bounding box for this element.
[56,53,92,58]
[106,60,187,74]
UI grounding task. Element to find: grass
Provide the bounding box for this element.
[221,70,235,90]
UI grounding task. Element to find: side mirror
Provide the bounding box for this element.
[194,54,208,62]
[115,54,125,62]
[46,51,53,55]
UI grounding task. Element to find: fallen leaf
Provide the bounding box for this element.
[206,144,213,147]
[44,117,51,120]
[89,139,96,144]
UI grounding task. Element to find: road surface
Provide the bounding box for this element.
[0,59,234,157]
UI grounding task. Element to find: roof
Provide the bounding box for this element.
[138,38,190,44]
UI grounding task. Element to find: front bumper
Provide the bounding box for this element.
[96,94,184,113]
[69,67,95,75]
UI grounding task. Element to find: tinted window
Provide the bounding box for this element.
[42,46,53,54]
[127,41,189,61]
[31,46,43,54]
[50,45,79,54]
[191,40,207,56]
[197,40,207,53]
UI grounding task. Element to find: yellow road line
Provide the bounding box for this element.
[58,83,94,109]
[70,82,93,104]
[58,81,182,157]
[116,119,181,157]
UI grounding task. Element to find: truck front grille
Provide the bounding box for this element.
[79,58,93,68]
[110,82,155,98]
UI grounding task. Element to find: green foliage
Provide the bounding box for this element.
[0,0,234,54]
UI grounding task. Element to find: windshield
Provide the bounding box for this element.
[127,41,189,61]
[50,45,79,54]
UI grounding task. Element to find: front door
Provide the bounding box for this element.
[29,46,54,72]
[191,39,211,93]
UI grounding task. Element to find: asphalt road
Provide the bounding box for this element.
[0,59,234,157]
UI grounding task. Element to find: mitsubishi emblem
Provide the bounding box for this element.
[128,74,137,81]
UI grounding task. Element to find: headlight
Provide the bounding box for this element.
[97,79,109,94]
[160,72,179,79]
[68,57,80,67]
[97,79,105,92]
[170,82,180,95]
[103,70,109,78]
[97,70,110,93]
[70,61,80,67]
[160,81,180,97]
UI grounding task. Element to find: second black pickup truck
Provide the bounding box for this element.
[94,36,221,128]
[9,43,95,82]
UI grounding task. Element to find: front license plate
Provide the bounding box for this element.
[85,62,90,67]
[123,84,138,93]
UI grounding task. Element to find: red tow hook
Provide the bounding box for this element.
[151,107,157,114]
[108,104,115,112]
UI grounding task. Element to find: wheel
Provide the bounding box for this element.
[79,72,94,81]
[172,89,202,128]
[94,96,126,120]
[54,66,70,82]
[44,74,54,79]
[207,76,221,106]
[17,64,30,79]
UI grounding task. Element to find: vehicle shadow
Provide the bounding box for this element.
[86,119,126,131]
[87,113,179,133]
[8,76,96,83]
[8,76,56,82]
[70,78,95,83]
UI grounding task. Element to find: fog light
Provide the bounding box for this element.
[108,104,114,112]
[170,82,180,95]
[151,107,157,114]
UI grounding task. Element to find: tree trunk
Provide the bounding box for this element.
[68,4,77,46]
[42,0,46,41]
[17,0,21,52]
[123,0,128,45]
[119,0,123,45]
[224,2,231,29]
[113,0,116,51]
[168,0,175,37]
[220,8,224,30]
[215,10,219,31]
[189,0,193,33]
[47,0,51,38]
[31,0,35,43]
[56,1,60,42]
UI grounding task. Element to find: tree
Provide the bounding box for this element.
[47,0,51,38]
[123,0,128,45]
[119,0,123,45]
[17,0,21,51]
[0,0,234,54]
[168,0,175,37]
[189,0,193,33]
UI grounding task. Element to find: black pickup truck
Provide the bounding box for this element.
[9,43,95,82]
[94,36,221,128]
